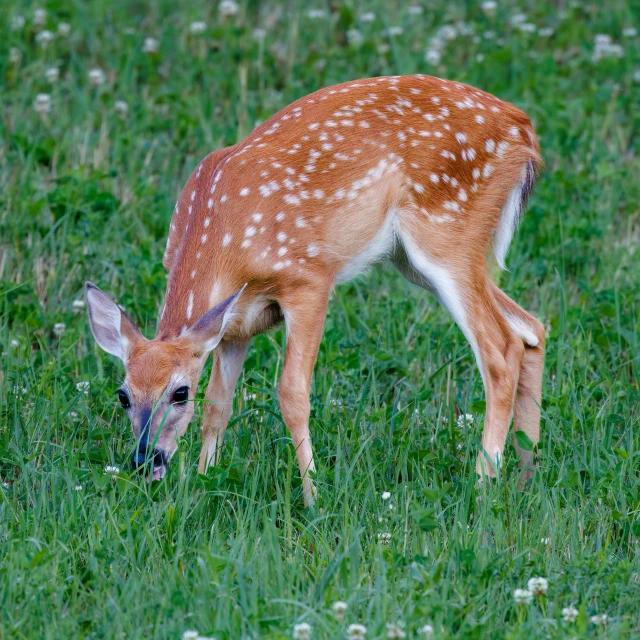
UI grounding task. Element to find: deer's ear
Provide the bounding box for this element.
[187,286,245,353]
[85,282,143,362]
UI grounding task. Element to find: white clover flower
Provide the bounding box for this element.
[562,606,579,623]
[34,8,47,26]
[347,29,364,47]
[69,411,79,421]
[456,413,474,428]
[35,30,55,48]
[623,27,637,37]
[76,381,90,395]
[332,601,348,621]
[483,30,496,39]
[347,624,367,639]
[189,21,207,35]
[88,68,106,86]
[10,339,20,348]
[538,27,554,37]
[387,26,404,37]
[142,37,159,54]
[590,614,608,626]
[377,43,390,54]
[514,589,533,605]
[510,13,528,25]
[418,625,434,637]
[10,48,21,64]
[182,631,199,640]
[424,48,441,65]
[11,15,26,30]
[592,35,624,61]
[359,12,376,23]
[104,465,120,478]
[438,25,457,41]
[52,321,66,335]
[605,44,624,58]
[45,67,60,83]
[377,532,391,545]
[381,491,391,500]
[307,9,325,19]
[75,484,83,491]
[58,22,71,37]
[115,100,129,118]
[386,622,406,639]
[293,622,312,640]
[219,0,239,18]
[2,481,10,488]
[516,22,537,34]
[481,1,497,16]
[72,299,85,312]
[408,6,424,15]
[527,577,548,595]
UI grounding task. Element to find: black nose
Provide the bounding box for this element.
[131,447,166,473]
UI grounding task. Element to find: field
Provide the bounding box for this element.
[2,1,640,638]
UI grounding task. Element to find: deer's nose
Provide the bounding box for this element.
[131,446,166,472]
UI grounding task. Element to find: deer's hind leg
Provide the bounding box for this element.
[490,282,545,480]
[394,228,525,478]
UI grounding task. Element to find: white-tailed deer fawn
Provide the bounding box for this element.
[86,75,544,501]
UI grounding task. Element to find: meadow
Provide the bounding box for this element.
[1,1,640,638]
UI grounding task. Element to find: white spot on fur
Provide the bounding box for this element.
[443,201,462,212]
[186,291,194,320]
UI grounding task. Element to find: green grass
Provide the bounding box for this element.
[1,1,640,638]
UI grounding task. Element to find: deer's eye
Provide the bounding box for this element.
[172,386,189,404]
[118,390,131,409]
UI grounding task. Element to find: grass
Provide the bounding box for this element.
[1,1,640,638]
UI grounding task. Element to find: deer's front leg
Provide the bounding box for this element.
[198,341,249,474]
[278,285,331,506]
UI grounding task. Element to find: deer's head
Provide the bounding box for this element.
[85,282,241,479]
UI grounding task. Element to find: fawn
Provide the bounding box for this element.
[86,74,544,502]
